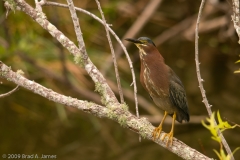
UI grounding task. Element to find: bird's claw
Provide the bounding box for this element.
[161,132,173,147]
[152,127,162,140]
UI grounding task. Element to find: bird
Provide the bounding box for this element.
[125,37,189,147]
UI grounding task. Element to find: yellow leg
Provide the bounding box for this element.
[161,112,176,147]
[152,111,168,140]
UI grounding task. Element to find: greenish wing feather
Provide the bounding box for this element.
[168,68,189,117]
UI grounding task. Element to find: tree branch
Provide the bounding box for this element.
[13,0,118,106]
[195,1,234,159]
[0,61,211,160]
[65,0,85,51]
[94,0,124,104]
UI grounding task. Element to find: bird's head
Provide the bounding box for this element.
[125,37,156,56]
[125,37,156,46]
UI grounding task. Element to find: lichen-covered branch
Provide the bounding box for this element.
[13,0,118,106]
[0,61,211,160]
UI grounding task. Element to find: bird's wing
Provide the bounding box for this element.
[167,67,189,118]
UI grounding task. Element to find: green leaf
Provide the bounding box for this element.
[217,111,238,131]
[203,111,240,160]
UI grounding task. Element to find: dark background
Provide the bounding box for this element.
[0,0,240,159]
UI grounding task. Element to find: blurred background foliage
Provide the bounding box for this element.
[0,0,240,159]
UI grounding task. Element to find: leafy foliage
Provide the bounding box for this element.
[202,111,240,160]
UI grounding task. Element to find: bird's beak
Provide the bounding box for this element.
[125,38,142,44]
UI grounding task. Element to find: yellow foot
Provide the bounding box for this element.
[152,127,162,140]
[161,131,173,147]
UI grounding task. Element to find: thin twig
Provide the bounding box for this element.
[66,0,87,55]
[94,1,138,137]
[0,85,19,98]
[195,1,234,160]
[0,61,211,160]
[95,0,124,104]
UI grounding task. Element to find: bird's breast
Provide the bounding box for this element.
[140,60,168,98]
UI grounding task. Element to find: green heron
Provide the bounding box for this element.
[125,37,189,146]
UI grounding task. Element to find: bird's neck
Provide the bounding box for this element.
[140,53,166,75]
[140,47,165,65]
